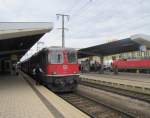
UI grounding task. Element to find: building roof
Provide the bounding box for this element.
[0,22,53,60]
[78,34,150,58]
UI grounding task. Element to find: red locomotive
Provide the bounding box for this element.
[112,59,150,73]
[21,46,79,92]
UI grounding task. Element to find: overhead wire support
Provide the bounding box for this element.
[56,14,70,48]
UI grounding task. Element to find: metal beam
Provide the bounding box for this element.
[0,49,28,55]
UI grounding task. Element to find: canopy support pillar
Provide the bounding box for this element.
[99,56,104,74]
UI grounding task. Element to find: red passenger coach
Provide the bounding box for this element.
[21,47,79,92]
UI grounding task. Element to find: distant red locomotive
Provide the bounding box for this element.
[112,59,150,73]
[21,47,79,92]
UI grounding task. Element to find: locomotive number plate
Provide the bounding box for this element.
[63,65,68,69]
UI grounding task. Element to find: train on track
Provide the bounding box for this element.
[112,58,150,73]
[21,46,79,92]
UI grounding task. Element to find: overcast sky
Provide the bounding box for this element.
[0,0,150,59]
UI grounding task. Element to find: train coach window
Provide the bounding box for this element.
[67,51,77,63]
[49,51,63,64]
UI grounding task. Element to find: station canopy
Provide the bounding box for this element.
[0,22,53,60]
[78,34,150,58]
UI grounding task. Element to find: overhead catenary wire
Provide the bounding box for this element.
[69,0,110,23]
[70,0,93,18]
[58,1,150,47]
[66,0,150,38]
[64,0,85,15]
[56,0,95,29]
[67,0,149,28]
[54,0,94,47]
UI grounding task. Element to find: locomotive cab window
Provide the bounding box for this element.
[49,51,63,64]
[67,51,77,63]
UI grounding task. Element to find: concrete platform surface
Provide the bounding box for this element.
[0,75,54,118]
[81,73,150,87]
[92,72,150,83]
[0,74,89,118]
[80,73,150,95]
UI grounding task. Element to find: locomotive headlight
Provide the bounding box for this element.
[73,71,77,74]
[54,79,65,86]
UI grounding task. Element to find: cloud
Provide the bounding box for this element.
[0,0,150,59]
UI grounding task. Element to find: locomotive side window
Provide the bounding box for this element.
[67,51,77,63]
[49,51,63,64]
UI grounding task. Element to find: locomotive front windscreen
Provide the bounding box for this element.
[67,51,77,63]
[49,51,63,64]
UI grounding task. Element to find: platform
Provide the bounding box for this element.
[0,75,54,118]
[93,72,150,83]
[0,74,89,118]
[80,73,150,95]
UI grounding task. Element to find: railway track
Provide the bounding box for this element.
[58,93,133,118]
[79,80,150,103]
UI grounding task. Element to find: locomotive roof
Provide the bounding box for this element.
[48,46,76,51]
[27,46,76,60]
[35,46,76,52]
[78,34,150,58]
